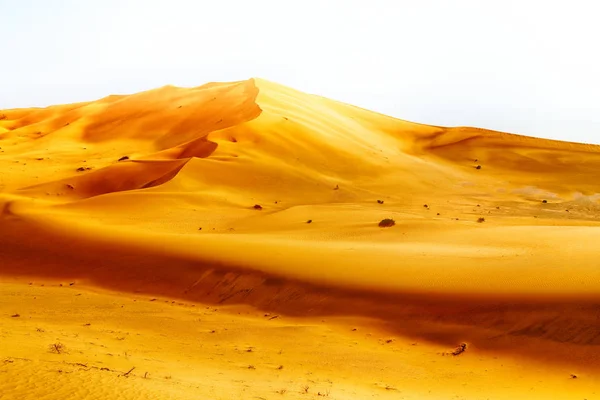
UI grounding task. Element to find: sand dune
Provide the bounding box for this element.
[1,78,600,399]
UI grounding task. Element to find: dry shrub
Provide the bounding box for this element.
[49,343,65,354]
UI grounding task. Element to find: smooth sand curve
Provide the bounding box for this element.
[1,78,600,399]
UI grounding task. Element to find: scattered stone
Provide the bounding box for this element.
[378,218,395,228]
[452,342,467,356]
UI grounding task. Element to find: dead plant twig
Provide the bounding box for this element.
[120,366,135,377]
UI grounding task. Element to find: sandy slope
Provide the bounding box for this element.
[1,282,598,400]
[1,78,600,399]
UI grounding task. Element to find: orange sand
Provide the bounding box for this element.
[1,78,599,399]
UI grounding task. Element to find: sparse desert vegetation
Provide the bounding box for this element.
[49,342,65,354]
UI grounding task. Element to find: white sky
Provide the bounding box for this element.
[2,0,599,143]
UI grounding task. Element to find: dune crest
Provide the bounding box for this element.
[2,78,600,398]
[3,78,600,200]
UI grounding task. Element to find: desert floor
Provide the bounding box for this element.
[1,78,599,399]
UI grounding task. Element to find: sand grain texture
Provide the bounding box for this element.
[1,78,600,399]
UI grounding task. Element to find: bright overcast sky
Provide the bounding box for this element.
[2,0,599,143]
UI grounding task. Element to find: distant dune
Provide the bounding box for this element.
[1,79,600,399]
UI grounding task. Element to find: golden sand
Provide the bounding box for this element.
[1,78,599,399]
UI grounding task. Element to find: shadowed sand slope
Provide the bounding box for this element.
[2,78,600,399]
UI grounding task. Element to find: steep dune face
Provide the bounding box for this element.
[19,159,191,200]
[3,78,600,287]
[5,77,598,204]
[0,80,261,196]
[425,127,600,196]
[2,78,600,396]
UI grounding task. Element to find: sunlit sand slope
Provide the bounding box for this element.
[1,78,600,398]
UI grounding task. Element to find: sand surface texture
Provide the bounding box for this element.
[1,78,599,399]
